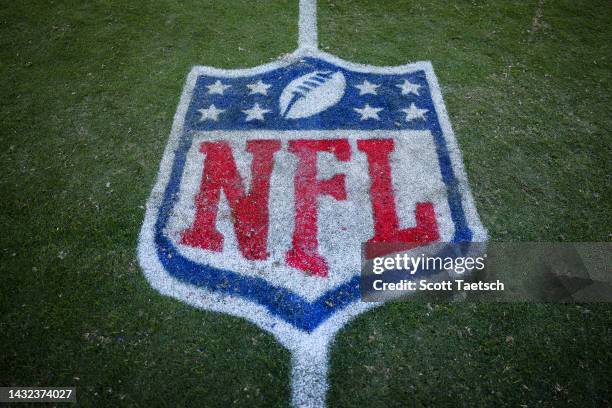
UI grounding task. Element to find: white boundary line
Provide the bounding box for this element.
[138,1,488,407]
[298,0,318,51]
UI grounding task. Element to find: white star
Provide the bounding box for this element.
[246,80,271,95]
[396,79,421,96]
[198,104,225,122]
[354,80,380,95]
[402,103,428,121]
[354,104,383,121]
[242,103,271,122]
[206,80,231,95]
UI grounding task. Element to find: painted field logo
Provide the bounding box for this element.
[138,1,486,406]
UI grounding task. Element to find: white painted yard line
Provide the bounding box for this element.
[293,5,334,399]
[291,341,329,408]
[298,0,318,51]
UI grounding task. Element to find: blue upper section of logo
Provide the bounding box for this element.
[184,57,435,131]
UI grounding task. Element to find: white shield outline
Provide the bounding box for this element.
[138,48,488,406]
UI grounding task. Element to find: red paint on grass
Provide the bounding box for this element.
[181,138,439,275]
[181,140,281,260]
[358,139,439,258]
[285,139,350,277]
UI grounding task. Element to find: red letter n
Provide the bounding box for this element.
[181,140,281,260]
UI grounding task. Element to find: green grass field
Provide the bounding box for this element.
[1,0,611,406]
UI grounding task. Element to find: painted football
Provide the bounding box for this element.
[279,70,346,119]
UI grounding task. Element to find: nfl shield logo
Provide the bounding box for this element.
[138,49,487,406]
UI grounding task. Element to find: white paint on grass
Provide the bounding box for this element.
[197,104,225,122]
[353,104,383,120]
[298,0,318,51]
[354,80,380,95]
[402,103,429,122]
[279,70,346,119]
